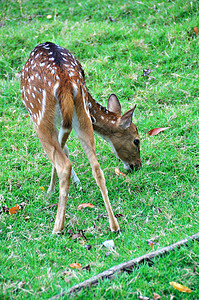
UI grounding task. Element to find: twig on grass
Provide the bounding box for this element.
[49,232,199,299]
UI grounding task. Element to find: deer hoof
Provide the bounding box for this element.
[110,218,120,232]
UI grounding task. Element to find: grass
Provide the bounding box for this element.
[0,0,199,299]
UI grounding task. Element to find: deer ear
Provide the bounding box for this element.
[119,105,136,129]
[107,94,121,115]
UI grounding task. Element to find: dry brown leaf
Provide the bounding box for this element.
[147,127,170,136]
[115,167,126,176]
[170,281,192,293]
[193,26,198,35]
[153,292,161,299]
[69,263,82,269]
[77,203,94,210]
[9,204,20,215]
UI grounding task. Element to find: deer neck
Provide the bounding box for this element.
[88,93,119,140]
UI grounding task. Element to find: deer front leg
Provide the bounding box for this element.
[74,110,119,232]
[92,161,119,232]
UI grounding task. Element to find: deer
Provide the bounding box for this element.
[20,42,141,234]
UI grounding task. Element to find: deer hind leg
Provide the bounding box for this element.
[47,129,80,194]
[73,105,119,232]
[36,125,72,234]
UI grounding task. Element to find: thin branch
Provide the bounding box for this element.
[49,232,199,299]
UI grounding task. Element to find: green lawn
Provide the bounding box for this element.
[0,0,198,299]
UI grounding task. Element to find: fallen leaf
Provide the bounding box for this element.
[153,292,161,299]
[147,127,170,136]
[170,281,192,293]
[150,242,153,249]
[147,240,160,248]
[77,203,94,210]
[9,204,20,215]
[193,26,198,35]
[69,263,82,269]
[115,168,126,177]
[102,239,115,249]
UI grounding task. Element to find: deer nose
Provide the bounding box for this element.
[134,139,140,147]
[130,162,142,171]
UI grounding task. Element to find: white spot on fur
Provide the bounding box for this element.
[82,88,90,118]
[54,82,60,100]
[72,82,78,98]
[37,90,46,126]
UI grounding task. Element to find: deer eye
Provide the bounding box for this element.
[134,139,140,147]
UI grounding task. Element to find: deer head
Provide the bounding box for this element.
[88,93,141,171]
